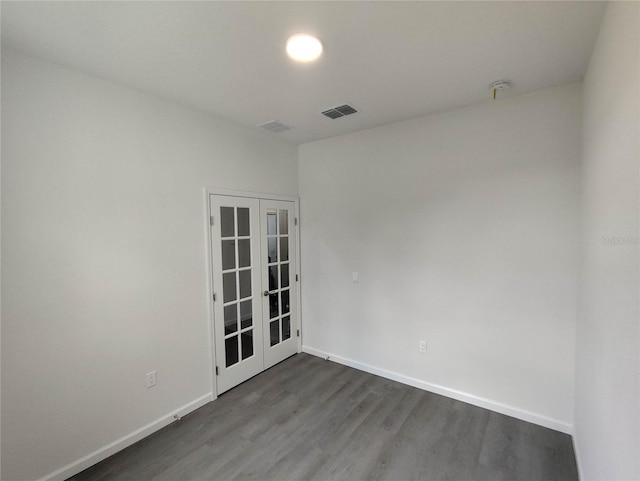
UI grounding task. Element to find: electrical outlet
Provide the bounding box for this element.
[146,370,157,388]
[419,340,427,353]
[352,272,359,283]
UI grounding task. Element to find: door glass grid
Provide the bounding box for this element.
[220,206,255,367]
[267,209,291,347]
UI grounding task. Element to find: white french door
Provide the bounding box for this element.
[261,200,298,370]
[210,196,263,394]
[209,194,298,394]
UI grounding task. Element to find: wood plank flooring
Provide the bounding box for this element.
[69,353,578,481]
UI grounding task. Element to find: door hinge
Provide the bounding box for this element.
[215,366,219,376]
[295,217,298,226]
[295,274,299,282]
[297,329,300,337]
[210,216,214,226]
[213,292,217,302]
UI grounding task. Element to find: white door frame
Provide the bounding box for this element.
[204,187,302,398]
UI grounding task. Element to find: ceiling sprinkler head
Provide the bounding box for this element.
[489,80,511,99]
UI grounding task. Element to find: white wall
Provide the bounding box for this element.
[575,2,640,480]
[299,83,581,431]
[1,50,297,481]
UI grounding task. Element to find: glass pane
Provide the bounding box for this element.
[268,237,277,263]
[223,272,237,303]
[239,269,251,299]
[281,264,290,288]
[220,207,234,238]
[269,293,279,319]
[238,239,250,268]
[240,300,252,329]
[280,237,289,262]
[267,212,277,235]
[283,316,291,340]
[224,304,238,335]
[241,330,254,360]
[237,208,250,237]
[225,336,239,367]
[222,240,236,270]
[269,265,278,291]
[270,320,279,346]
[281,289,290,314]
[279,210,288,235]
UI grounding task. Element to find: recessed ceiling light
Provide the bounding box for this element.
[286,34,323,62]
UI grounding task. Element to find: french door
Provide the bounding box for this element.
[261,200,298,370]
[210,194,298,394]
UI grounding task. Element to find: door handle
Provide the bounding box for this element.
[264,290,270,297]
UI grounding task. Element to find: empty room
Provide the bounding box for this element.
[1,1,638,480]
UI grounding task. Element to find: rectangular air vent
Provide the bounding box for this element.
[321,104,358,119]
[258,120,292,133]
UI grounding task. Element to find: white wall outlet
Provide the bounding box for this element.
[352,271,359,283]
[419,340,427,353]
[146,370,157,388]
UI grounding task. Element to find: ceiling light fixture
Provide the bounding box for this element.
[286,34,323,62]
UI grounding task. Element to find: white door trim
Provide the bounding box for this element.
[204,187,302,397]
[206,187,298,203]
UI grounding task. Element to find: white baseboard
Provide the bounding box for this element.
[302,346,573,435]
[39,393,214,481]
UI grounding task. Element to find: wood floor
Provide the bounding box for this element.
[70,353,578,481]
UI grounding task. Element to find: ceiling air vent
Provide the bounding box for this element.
[258,120,292,133]
[321,104,358,119]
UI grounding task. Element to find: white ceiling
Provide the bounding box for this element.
[1,1,606,144]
